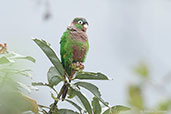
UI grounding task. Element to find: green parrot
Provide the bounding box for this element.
[60,17,89,100]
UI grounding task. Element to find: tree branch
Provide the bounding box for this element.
[48,84,65,114]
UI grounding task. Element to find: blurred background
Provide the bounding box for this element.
[0,0,171,111]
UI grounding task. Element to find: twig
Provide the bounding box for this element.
[48,84,65,114]
[47,72,70,114]
[38,104,50,109]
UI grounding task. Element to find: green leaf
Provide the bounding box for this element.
[134,62,149,78]
[32,82,54,90]
[75,72,110,80]
[32,82,45,86]
[47,66,63,87]
[18,69,32,77]
[65,99,82,113]
[57,109,79,114]
[68,87,77,99]
[51,93,59,101]
[74,81,109,107]
[18,82,38,93]
[0,52,36,63]
[128,85,144,110]
[157,99,171,111]
[73,88,92,114]
[0,68,32,78]
[27,85,39,91]
[33,39,65,76]
[0,56,11,64]
[17,82,31,93]
[98,98,109,108]
[14,56,36,63]
[92,97,102,114]
[75,82,101,97]
[0,51,15,58]
[0,92,38,113]
[32,82,56,92]
[103,105,130,114]
[20,93,39,113]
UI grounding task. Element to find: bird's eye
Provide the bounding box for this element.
[78,20,83,24]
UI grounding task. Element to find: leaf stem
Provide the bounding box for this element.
[38,105,50,109]
[32,82,59,95]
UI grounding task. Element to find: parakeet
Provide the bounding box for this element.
[60,17,89,100]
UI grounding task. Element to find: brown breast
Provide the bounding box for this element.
[72,45,87,62]
[67,26,88,62]
[67,26,88,42]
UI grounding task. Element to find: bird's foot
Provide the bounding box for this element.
[0,43,8,54]
[78,62,84,70]
[72,62,84,71]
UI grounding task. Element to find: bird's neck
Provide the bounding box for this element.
[67,25,86,33]
[67,26,88,42]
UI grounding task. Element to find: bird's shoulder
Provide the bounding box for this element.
[60,30,71,44]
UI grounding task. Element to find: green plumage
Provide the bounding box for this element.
[60,17,89,100]
[60,26,89,76]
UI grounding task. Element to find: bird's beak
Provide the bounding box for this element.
[83,23,88,32]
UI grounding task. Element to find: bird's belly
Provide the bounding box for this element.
[72,45,87,62]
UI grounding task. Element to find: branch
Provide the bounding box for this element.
[48,84,66,114]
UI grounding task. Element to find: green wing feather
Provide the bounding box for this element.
[60,30,73,76]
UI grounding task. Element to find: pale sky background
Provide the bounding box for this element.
[0,0,171,110]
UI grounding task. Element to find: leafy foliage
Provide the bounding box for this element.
[126,62,171,114]
[47,66,63,87]
[33,39,130,114]
[75,72,110,80]
[74,89,93,114]
[57,109,79,114]
[74,82,101,97]
[134,62,149,78]
[33,39,65,76]
[5,38,169,114]
[157,100,171,111]
[65,99,83,113]
[92,97,102,114]
[0,51,35,64]
[0,49,38,114]
[74,81,109,107]
[102,105,130,114]
[128,85,144,110]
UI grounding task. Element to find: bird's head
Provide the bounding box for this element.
[70,17,88,32]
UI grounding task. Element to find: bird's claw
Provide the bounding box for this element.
[72,62,84,71]
[79,62,84,70]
